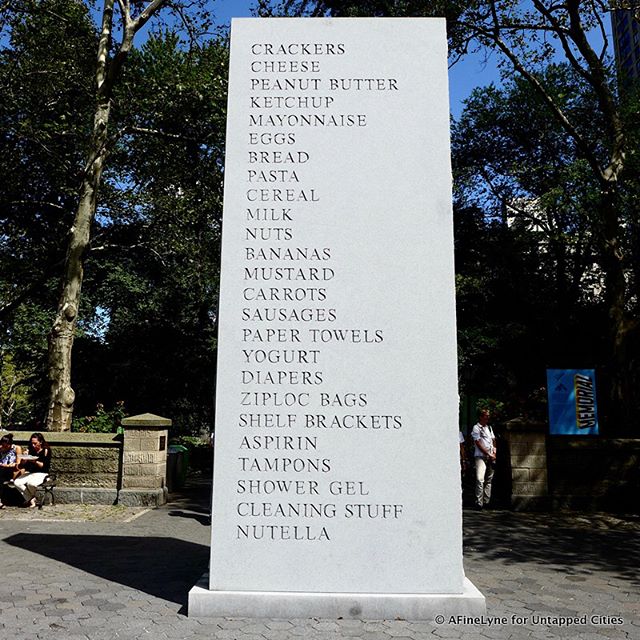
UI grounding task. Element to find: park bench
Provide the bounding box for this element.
[35,473,56,509]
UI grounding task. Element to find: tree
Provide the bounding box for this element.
[1,1,227,433]
[270,0,640,430]
[448,2,640,431]
[46,0,175,431]
[0,304,52,427]
[71,32,228,431]
[452,66,615,417]
[1,0,97,424]
[0,0,96,322]
[41,0,220,431]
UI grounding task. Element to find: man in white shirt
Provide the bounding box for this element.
[471,409,496,510]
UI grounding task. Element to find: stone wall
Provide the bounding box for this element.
[504,419,640,512]
[7,413,171,506]
[548,437,640,511]
[10,431,119,485]
[503,419,550,511]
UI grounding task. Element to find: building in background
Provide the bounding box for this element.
[611,6,640,84]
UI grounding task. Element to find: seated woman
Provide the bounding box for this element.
[0,434,21,508]
[13,432,52,508]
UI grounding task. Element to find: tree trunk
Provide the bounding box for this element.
[45,0,166,430]
[599,184,639,433]
[46,100,110,431]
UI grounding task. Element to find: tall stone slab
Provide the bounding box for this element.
[190,17,485,619]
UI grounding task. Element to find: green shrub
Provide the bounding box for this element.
[170,434,212,474]
[72,401,127,433]
[475,398,505,422]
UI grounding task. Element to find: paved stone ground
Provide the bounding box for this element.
[0,503,149,523]
[0,479,638,640]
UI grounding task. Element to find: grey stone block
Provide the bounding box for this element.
[54,487,118,505]
[117,487,168,507]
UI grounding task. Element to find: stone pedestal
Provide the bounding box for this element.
[121,413,170,506]
[189,575,486,620]
[504,419,550,511]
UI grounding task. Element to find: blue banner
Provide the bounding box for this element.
[546,369,599,435]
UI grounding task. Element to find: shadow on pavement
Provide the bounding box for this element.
[166,474,212,525]
[167,510,211,526]
[5,533,209,607]
[5,477,214,610]
[463,510,640,588]
[167,474,212,518]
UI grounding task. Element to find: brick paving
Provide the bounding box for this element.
[0,479,638,639]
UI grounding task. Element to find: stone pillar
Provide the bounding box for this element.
[120,413,171,506]
[503,419,550,511]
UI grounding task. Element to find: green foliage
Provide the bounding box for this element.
[451,64,628,419]
[72,402,127,434]
[0,353,33,428]
[72,32,229,433]
[285,0,640,431]
[169,433,212,473]
[3,1,638,433]
[475,398,505,421]
[0,0,96,317]
[0,303,54,425]
[170,434,210,450]
[0,0,97,424]
[1,2,228,433]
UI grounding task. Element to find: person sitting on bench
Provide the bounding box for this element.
[0,434,23,508]
[13,432,52,508]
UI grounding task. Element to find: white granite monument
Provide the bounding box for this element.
[189,17,486,620]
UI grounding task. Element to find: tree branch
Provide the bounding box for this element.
[460,7,606,185]
[565,0,625,182]
[123,125,200,143]
[532,0,595,86]
[90,241,168,266]
[5,200,67,212]
[96,0,115,95]
[478,165,552,233]
[170,1,203,49]
[591,1,611,62]
[132,0,167,32]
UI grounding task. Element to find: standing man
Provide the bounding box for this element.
[471,409,496,510]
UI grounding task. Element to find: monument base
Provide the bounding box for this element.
[188,574,486,620]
